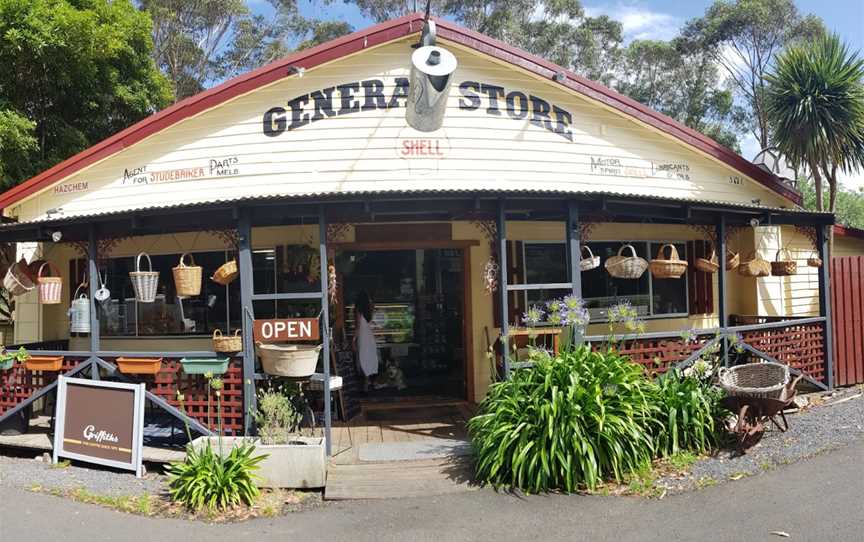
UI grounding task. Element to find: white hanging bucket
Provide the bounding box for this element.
[69,284,91,334]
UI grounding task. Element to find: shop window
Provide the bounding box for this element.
[521,241,689,321]
[97,251,239,337]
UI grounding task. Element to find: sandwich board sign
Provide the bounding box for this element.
[53,376,146,477]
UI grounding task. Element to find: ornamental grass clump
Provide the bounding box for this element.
[469,345,659,492]
[650,369,726,457]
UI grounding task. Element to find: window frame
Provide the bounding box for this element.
[519,239,690,321]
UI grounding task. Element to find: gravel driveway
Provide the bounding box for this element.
[657,386,864,493]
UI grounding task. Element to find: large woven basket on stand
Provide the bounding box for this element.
[579,245,600,271]
[129,252,159,302]
[605,244,648,279]
[3,258,35,296]
[257,343,322,377]
[649,244,688,279]
[738,251,770,277]
[695,244,719,274]
[36,262,62,304]
[173,253,202,297]
[212,259,238,286]
[212,329,242,352]
[770,248,797,276]
[719,362,790,399]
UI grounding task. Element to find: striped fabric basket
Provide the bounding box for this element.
[37,262,62,304]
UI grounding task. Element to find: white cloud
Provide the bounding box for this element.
[584,2,682,43]
[838,169,864,191]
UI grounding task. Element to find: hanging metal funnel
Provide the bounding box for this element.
[406,45,458,132]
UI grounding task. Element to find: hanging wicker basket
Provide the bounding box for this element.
[257,343,322,377]
[649,244,688,279]
[605,244,648,279]
[212,329,242,352]
[579,245,600,272]
[771,248,797,276]
[173,253,202,297]
[695,244,720,274]
[36,262,62,304]
[738,251,771,277]
[726,250,740,271]
[719,362,789,399]
[3,258,35,297]
[129,252,159,303]
[807,252,823,268]
[212,258,239,286]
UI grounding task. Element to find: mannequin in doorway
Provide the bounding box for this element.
[353,290,380,391]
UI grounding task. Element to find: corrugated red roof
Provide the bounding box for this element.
[0,13,802,210]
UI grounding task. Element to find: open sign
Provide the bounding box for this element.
[253,318,320,343]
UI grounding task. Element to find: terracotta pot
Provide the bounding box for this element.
[116,357,163,375]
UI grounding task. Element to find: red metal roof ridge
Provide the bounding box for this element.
[0,12,801,210]
[834,224,864,239]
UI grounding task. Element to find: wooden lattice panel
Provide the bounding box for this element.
[740,322,826,383]
[592,336,712,374]
[136,358,245,435]
[0,357,88,416]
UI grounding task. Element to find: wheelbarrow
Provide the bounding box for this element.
[719,362,803,453]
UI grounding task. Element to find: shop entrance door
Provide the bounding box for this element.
[338,248,466,400]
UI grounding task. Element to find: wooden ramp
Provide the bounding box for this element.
[325,456,476,500]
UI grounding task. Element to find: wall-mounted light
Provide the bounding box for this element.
[750,218,760,228]
[287,65,305,77]
[553,71,566,83]
[51,231,62,242]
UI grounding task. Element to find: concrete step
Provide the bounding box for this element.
[325,456,476,500]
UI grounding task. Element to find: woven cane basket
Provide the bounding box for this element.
[807,252,823,268]
[605,244,648,279]
[173,253,202,297]
[3,259,35,296]
[579,245,600,272]
[719,362,790,399]
[212,329,242,352]
[130,252,159,303]
[770,248,797,277]
[212,259,238,286]
[725,250,740,271]
[36,262,62,304]
[649,244,688,279]
[695,245,720,274]
[738,251,770,277]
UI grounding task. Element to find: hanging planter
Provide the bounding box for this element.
[173,253,202,297]
[579,245,600,271]
[69,284,91,334]
[738,251,771,277]
[257,343,322,377]
[771,248,797,276]
[25,355,64,372]
[180,357,230,375]
[807,252,823,268]
[212,329,242,352]
[649,244,688,279]
[605,244,648,279]
[129,252,159,303]
[37,262,62,304]
[211,259,238,285]
[116,357,163,375]
[3,259,35,297]
[695,244,719,274]
[0,347,29,371]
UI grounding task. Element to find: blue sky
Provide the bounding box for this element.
[267,0,864,185]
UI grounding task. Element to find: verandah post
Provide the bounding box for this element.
[237,209,257,435]
[497,198,510,378]
[816,224,835,389]
[318,206,332,456]
[716,215,728,366]
[566,201,583,344]
[87,224,100,378]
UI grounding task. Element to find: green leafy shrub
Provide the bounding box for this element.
[255,384,302,445]
[469,346,659,492]
[168,440,265,511]
[650,370,726,457]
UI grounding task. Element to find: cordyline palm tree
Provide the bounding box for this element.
[765,34,864,221]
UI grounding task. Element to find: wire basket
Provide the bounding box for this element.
[649,243,688,279]
[37,262,62,304]
[719,362,790,399]
[605,244,648,279]
[579,245,600,271]
[173,253,202,297]
[129,252,159,303]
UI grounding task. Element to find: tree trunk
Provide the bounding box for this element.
[810,158,824,212]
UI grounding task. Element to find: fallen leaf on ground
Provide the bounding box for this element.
[770,531,790,537]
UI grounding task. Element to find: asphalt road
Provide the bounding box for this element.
[2,440,862,542]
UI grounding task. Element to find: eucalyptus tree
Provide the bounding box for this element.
[765,34,864,218]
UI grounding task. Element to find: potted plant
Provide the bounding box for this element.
[0,347,29,371]
[191,383,326,488]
